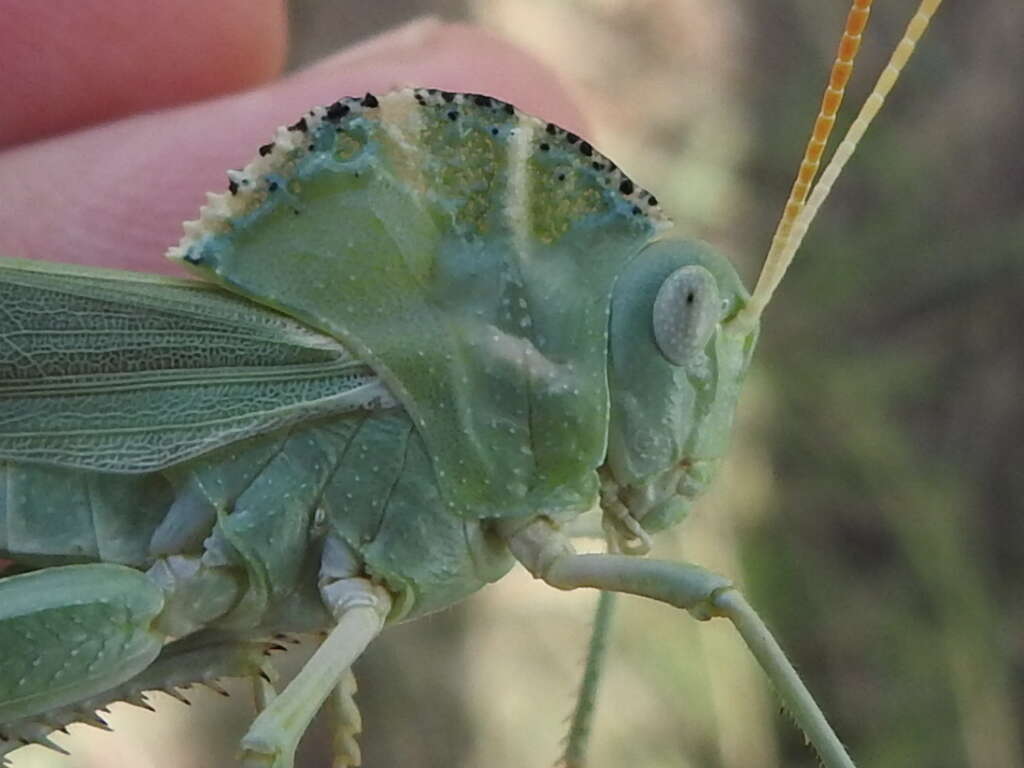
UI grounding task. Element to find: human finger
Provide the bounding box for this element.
[0,19,585,273]
[0,0,287,147]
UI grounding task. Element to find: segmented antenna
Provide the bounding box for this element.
[734,0,943,333]
[763,0,872,278]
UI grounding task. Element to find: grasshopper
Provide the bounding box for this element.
[0,2,946,767]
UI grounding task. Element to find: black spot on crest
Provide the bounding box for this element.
[619,179,635,195]
[442,91,456,102]
[545,123,557,135]
[566,132,579,145]
[503,102,515,115]
[288,117,308,132]
[579,141,593,156]
[473,94,492,107]
[228,179,239,195]
[361,93,379,108]
[325,102,349,121]
[258,143,274,157]
[647,195,658,206]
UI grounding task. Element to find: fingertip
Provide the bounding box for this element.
[0,22,586,274]
[0,0,287,147]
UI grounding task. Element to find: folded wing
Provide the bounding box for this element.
[0,257,393,473]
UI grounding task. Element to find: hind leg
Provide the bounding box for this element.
[0,564,165,756]
[0,564,165,723]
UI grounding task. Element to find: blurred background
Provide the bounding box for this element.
[17,1,1023,767]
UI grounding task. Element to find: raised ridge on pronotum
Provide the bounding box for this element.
[167,88,669,263]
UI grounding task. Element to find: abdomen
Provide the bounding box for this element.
[0,462,172,567]
[1,408,513,623]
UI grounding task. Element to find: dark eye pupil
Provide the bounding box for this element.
[686,292,695,304]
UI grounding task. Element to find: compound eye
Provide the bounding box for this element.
[652,265,720,367]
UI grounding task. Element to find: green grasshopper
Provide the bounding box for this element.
[0,1,942,766]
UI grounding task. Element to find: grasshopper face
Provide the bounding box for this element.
[603,238,758,536]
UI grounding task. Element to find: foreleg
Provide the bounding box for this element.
[504,518,856,768]
[239,576,390,768]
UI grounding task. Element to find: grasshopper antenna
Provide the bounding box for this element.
[733,0,943,334]
[760,0,873,293]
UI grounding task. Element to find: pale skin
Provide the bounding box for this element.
[0,0,587,273]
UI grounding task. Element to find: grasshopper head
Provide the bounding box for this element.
[603,238,758,542]
[599,0,939,551]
